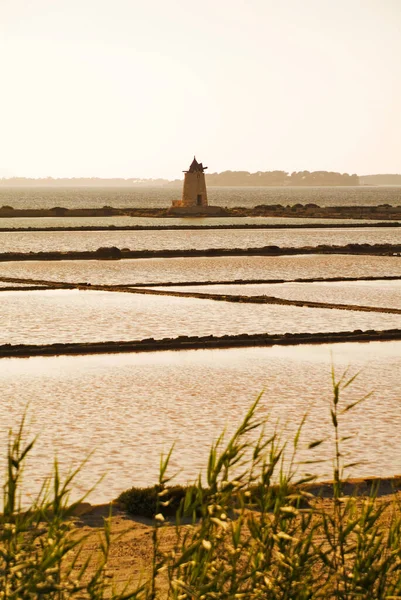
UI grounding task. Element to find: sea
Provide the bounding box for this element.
[0,185,401,209]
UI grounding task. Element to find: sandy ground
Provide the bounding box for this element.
[71,503,176,595]
[72,485,401,596]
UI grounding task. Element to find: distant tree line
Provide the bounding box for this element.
[205,170,359,186]
[5,171,401,187]
[359,174,401,186]
[0,177,168,187]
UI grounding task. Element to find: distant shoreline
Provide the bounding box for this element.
[1,183,401,189]
[1,172,400,187]
[1,204,401,220]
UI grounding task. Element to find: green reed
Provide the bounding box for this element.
[0,411,143,600]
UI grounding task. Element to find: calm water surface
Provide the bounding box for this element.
[159,280,401,310]
[0,342,400,502]
[3,289,401,345]
[0,221,399,504]
[1,227,400,253]
[1,255,400,286]
[1,216,396,229]
[1,186,401,209]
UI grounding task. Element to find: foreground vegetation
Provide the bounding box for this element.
[2,371,401,598]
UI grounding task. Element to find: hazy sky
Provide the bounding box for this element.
[1,0,400,178]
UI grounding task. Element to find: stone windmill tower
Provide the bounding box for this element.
[169,157,225,215]
[181,156,208,207]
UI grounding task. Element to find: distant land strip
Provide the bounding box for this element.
[1,222,401,232]
[2,329,401,358]
[0,171,400,186]
[0,243,400,262]
[1,204,401,220]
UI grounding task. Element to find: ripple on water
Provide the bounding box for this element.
[1,289,401,345]
[1,185,400,209]
[0,342,400,503]
[157,280,401,310]
[0,254,401,285]
[1,227,401,253]
[1,216,397,229]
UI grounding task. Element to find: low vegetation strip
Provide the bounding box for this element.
[1,328,401,358]
[0,243,400,262]
[117,476,401,519]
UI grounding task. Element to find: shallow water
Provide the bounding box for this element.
[0,342,400,502]
[0,218,399,505]
[1,185,401,209]
[0,255,401,286]
[158,280,401,310]
[0,216,398,229]
[1,227,400,253]
[2,289,400,345]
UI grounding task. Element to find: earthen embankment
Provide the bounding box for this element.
[0,243,400,262]
[121,275,401,287]
[1,204,401,220]
[0,329,401,357]
[1,222,400,232]
[1,329,401,358]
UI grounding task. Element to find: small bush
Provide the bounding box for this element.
[117,484,196,518]
[95,246,122,259]
[50,206,68,215]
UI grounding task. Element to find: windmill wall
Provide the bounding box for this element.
[181,171,208,207]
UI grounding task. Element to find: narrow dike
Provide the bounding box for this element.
[1,204,401,220]
[0,243,401,262]
[0,275,399,314]
[2,329,401,358]
[121,275,401,287]
[2,275,401,288]
[1,222,400,232]
[122,286,401,314]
